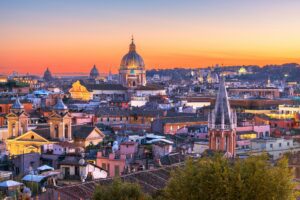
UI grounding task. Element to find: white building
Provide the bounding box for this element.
[250,137,300,159]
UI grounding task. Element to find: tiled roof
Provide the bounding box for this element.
[86,84,127,91]
[72,126,97,139]
[96,107,130,117]
[159,116,206,124]
[135,85,165,91]
[54,163,183,200]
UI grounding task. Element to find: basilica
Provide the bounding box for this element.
[68,38,165,102]
[119,37,146,88]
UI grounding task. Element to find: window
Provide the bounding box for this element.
[107,118,110,122]
[287,142,290,146]
[115,165,120,176]
[102,163,106,170]
[55,125,59,138]
[279,143,282,147]
[65,124,68,139]
[265,131,269,137]
[120,117,123,121]
[270,144,273,148]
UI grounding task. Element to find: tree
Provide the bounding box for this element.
[163,154,298,200]
[93,179,151,200]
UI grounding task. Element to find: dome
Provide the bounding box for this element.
[120,38,145,70]
[53,98,68,111]
[90,65,100,78]
[43,68,53,81]
[12,97,24,110]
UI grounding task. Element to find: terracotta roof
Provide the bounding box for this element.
[72,126,98,139]
[87,84,127,91]
[54,163,183,200]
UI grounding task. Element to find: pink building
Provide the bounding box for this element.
[236,124,270,138]
[120,141,138,158]
[96,152,126,177]
[71,113,95,125]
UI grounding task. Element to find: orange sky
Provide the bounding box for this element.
[1,1,300,75]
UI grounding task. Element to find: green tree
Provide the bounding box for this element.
[163,154,298,200]
[93,179,151,200]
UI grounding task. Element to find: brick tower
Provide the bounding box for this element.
[208,77,237,157]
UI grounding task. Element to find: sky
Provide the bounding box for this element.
[1,0,300,75]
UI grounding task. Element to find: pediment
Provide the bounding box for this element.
[6,113,18,118]
[13,130,50,143]
[86,127,105,139]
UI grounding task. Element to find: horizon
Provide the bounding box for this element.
[1,0,300,74]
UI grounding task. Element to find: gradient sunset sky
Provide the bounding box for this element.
[1,0,300,75]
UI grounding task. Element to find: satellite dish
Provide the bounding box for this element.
[78,159,85,165]
[112,141,119,153]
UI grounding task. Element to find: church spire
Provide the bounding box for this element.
[129,35,136,52]
[209,76,235,130]
[208,76,237,157]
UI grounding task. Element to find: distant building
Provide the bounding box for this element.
[89,65,100,79]
[69,80,92,101]
[0,75,8,83]
[43,68,53,81]
[227,87,280,99]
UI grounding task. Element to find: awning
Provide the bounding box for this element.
[22,175,46,183]
[37,165,54,171]
[0,180,23,187]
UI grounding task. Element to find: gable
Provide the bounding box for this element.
[13,130,50,143]
[86,128,105,140]
[6,113,18,118]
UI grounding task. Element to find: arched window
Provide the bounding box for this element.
[12,123,16,137]
[55,125,59,138]
[65,124,68,139]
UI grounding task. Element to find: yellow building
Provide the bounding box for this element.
[6,98,54,156]
[69,80,92,101]
[0,75,8,83]
[6,130,53,156]
[238,67,247,75]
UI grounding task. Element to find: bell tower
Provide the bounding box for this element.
[208,77,237,157]
[6,97,29,138]
[48,98,72,141]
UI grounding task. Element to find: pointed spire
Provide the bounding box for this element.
[129,35,136,52]
[212,76,234,130]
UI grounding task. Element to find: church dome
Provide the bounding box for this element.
[12,97,24,110]
[53,98,68,111]
[120,38,145,70]
[43,68,53,81]
[90,65,100,78]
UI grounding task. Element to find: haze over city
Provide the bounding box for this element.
[1,0,300,75]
